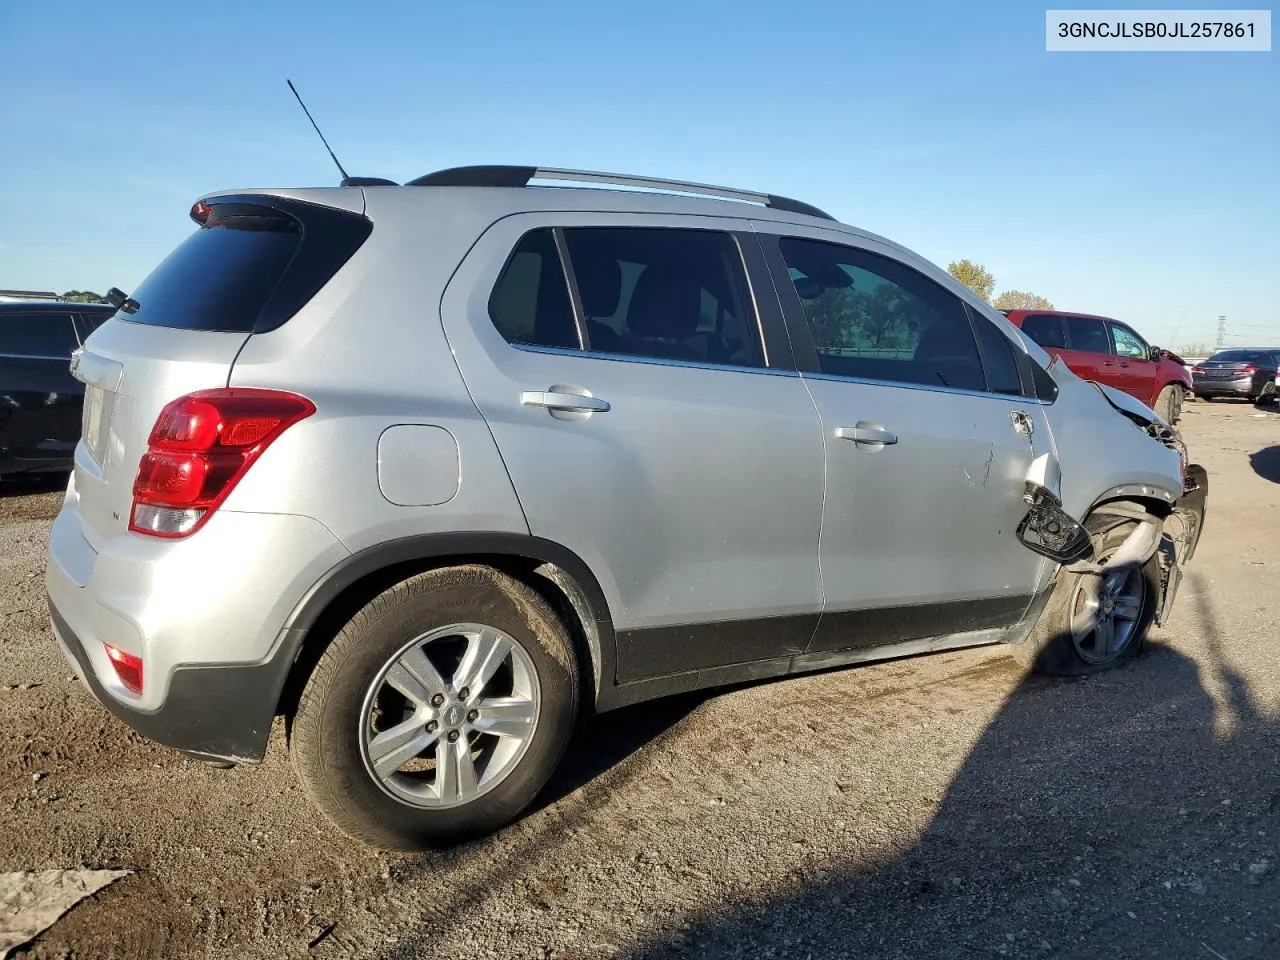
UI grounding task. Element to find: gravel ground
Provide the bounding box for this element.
[1,398,1278,959]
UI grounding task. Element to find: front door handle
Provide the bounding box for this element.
[520,390,611,414]
[835,422,898,446]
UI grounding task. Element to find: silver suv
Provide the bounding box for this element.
[46,166,1207,851]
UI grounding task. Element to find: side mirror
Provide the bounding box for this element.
[1149,345,1163,362]
[1023,452,1062,502]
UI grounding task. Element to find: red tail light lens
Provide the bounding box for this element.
[1191,366,1204,373]
[1242,365,1258,375]
[130,388,315,539]
[104,643,143,694]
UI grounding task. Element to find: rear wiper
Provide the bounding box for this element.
[105,286,140,314]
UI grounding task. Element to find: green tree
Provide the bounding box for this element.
[994,289,1055,311]
[946,260,995,303]
[61,290,106,303]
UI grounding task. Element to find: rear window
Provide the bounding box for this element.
[122,198,371,333]
[1209,349,1272,364]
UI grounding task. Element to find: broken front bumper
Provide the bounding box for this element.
[1156,463,1208,626]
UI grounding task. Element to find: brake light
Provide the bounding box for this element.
[1191,366,1204,374]
[1242,365,1258,375]
[129,388,315,539]
[104,643,143,694]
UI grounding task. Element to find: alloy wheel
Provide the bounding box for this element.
[358,623,541,809]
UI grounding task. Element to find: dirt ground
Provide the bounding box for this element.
[2,398,1278,960]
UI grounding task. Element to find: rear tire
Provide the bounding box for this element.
[1012,517,1160,677]
[290,565,580,851]
[1154,384,1183,424]
[1258,382,1277,405]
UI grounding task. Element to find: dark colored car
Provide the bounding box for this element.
[0,300,114,478]
[1190,348,1280,403]
[1002,309,1192,424]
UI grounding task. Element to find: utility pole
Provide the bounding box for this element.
[1216,315,1227,348]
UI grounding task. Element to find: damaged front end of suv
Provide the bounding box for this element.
[1017,379,1208,630]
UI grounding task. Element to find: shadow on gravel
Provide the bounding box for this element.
[369,691,710,954]
[1249,445,1280,485]
[0,471,68,498]
[372,573,1280,960]
[533,691,708,813]
[610,572,1280,960]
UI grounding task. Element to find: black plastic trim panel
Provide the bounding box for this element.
[407,165,538,187]
[808,594,1036,654]
[616,613,820,683]
[49,601,284,763]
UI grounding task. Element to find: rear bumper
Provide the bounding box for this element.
[43,489,350,763]
[1192,377,1255,397]
[50,601,294,763]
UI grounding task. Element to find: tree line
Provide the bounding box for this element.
[945,260,1054,311]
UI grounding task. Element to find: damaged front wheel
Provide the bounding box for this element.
[1011,516,1159,676]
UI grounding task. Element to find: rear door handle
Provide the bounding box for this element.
[520,390,610,414]
[835,423,898,446]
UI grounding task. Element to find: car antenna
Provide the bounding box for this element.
[286,78,353,183]
[284,80,398,187]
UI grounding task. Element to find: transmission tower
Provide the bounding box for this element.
[1216,315,1226,348]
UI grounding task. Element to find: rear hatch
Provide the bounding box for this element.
[1197,361,1253,380]
[71,192,371,547]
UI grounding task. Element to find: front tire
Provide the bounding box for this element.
[1154,384,1183,424]
[1012,517,1159,676]
[290,565,579,851]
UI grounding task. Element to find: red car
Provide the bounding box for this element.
[1002,309,1191,423]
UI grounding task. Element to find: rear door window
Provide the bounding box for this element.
[1063,316,1110,354]
[488,229,578,349]
[0,311,79,357]
[562,228,764,368]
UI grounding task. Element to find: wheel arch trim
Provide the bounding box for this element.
[274,532,618,714]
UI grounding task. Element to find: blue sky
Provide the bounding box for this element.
[1,0,1275,350]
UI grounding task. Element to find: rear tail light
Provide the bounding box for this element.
[130,388,315,539]
[104,643,143,694]
[1242,365,1258,375]
[1191,365,1204,374]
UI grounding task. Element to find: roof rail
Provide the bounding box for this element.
[404,165,835,220]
